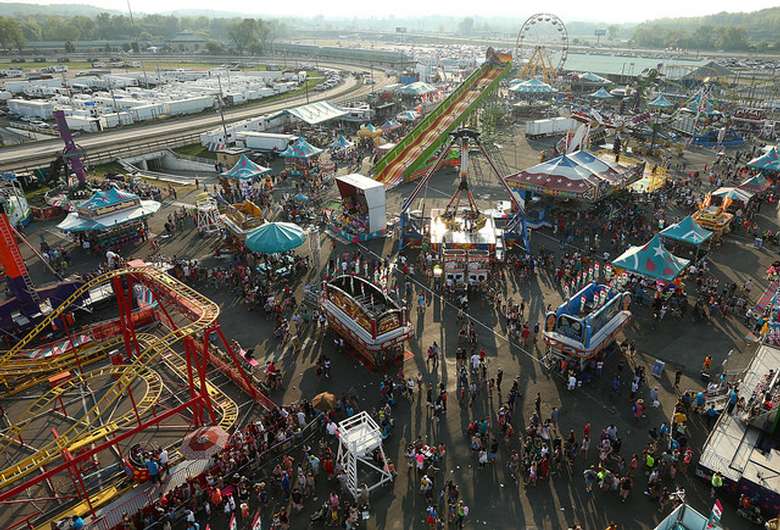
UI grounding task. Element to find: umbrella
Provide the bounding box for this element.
[312,392,337,411]
[293,193,309,202]
[245,222,306,254]
[180,426,229,460]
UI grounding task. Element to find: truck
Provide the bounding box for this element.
[525,117,578,139]
[238,132,297,152]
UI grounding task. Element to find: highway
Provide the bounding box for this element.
[0,62,389,172]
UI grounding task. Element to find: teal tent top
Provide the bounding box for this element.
[221,154,271,180]
[78,188,139,212]
[739,173,771,194]
[659,216,712,246]
[510,78,556,94]
[279,137,323,159]
[362,123,378,132]
[381,119,401,131]
[397,110,418,122]
[684,94,718,115]
[398,81,436,96]
[748,147,780,173]
[589,87,614,99]
[329,134,354,151]
[245,222,305,254]
[648,94,674,108]
[612,235,690,281]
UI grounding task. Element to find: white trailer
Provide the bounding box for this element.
[165,96,214,116]
[7,99,55,120]
[525,117,578,139]
[238,132,297,152]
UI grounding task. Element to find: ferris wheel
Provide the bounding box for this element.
[514,13,569,84]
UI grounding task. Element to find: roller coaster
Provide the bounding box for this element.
[0,263,273,528]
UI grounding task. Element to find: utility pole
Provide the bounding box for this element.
[216,74,229,146]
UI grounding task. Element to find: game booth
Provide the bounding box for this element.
[220,154,271,198]
[331,174,387,241]
[320,275,412,370]
[218,200,266,251]
[658,215,713,259]
[57,187,160,252]
[279,136,323,178]
[543,282,632,367]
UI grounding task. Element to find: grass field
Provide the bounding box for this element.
[173,144,217,160]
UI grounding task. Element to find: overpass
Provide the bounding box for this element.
[0,62,389,176]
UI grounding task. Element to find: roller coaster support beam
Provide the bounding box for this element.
[183,337,203,427]
[199,331,217,425]
[51,427,95,518]
[0,397,202,502]
[211,326,259,404]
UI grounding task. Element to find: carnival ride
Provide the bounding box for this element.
[372,48,512,188]
[320,274,412,370]
[0,263,274,528]
[514,13,568,84]
[543,282,632,360]
[399,128,529,262]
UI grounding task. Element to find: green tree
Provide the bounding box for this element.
[607,25,620,40]
[716,26,748,50]
[228,18,257,55]
[0,17,25,51]
[64,40,75,52]
[206,40,225,54]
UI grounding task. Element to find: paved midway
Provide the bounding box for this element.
[0,62,389,172]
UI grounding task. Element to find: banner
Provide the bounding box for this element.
[706,499,723,528]
[251,510,263,530]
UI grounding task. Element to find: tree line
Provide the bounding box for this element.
[629,7,780,52]
[0,12,286,53]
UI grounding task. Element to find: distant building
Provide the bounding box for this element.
[167,31,209,52]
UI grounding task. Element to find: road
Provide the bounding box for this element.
[0,62,389,172]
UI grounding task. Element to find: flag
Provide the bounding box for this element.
[706,499,723,528]
[228,514,237,530]
[251,510,262,530]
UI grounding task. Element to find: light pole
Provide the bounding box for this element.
[216,74,229,146]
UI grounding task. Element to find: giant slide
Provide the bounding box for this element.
[372,50,512,188]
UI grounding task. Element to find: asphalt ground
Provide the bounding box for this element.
[4,127,770,529]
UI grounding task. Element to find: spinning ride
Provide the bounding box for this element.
[514,13,568,84]
[399,128,528,285]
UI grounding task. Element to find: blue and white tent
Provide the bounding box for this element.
[510,78,556,94]
[589,87,615,100]
[659,216,712,246]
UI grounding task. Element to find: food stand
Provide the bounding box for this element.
[332,174,387,241]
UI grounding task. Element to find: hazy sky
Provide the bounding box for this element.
[11,0,780,22]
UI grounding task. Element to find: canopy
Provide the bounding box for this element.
[180,426,229,461]
[510,78,556,94]
[684,94,717,115]
[506,150,634,201]
[648,94,674,109]
[78,188,138,213]
[329,133,354,151]
[397,110,418,122]
[659,216,713,246]
[245,221,305,254]
[398,81,436,96]
[576,72,612,85]
[711,186,753,203]
[279,137,323,159]
[589,87,614,99]
[57,199,160,233]
[612,235,690,282]
[380,119,401,131]
[286,101,347,125]
[221,154,271,180]
[748,147,780,173]
[739,173,771,194]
